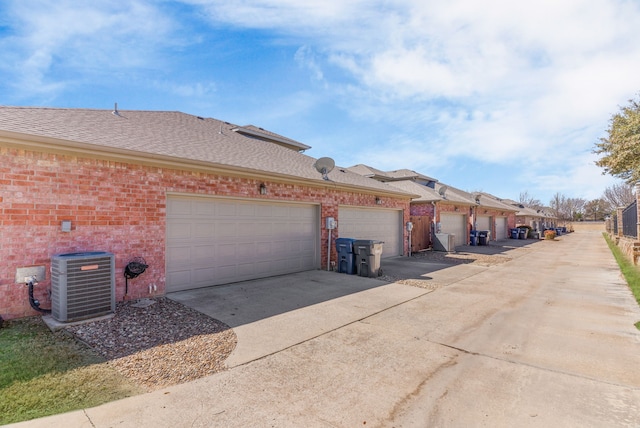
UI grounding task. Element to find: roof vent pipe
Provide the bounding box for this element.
[112,103,120,116]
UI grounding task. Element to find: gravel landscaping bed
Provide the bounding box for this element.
[65,297,236,391]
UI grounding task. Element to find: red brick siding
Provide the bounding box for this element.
[410,202,435,217]
[0,147,410,319]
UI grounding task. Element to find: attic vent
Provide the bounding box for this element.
[51,252,115,322]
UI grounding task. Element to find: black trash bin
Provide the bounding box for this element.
[518,228,527,239]
[335,238,357,274]
[478,230,490,245]
[353,240,384,277]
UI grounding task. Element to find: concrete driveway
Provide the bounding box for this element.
[167,238,534,367]
[167,270,429,367]
[12,230,640,427]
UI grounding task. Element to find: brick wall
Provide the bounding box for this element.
[0,147,409,319]
[410,202,435,217]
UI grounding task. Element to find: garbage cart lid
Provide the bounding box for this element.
[353,239,384,245]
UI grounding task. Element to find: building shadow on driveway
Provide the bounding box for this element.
[167,270,391,328]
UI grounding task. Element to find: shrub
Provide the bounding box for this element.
[544,230,556,240]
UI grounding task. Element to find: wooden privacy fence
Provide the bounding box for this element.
[410,215,432,253]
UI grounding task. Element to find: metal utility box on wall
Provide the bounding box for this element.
[51,251,115,322]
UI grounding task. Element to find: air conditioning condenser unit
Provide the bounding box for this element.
[51,251,115,322]
[433,233,456,252]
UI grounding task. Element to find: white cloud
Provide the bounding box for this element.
[153,80,217,98]
[1,0,176,99]
[528,152,619,201]
[294,46,325,83]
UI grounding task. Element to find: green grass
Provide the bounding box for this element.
[0,317,142,425]
[603,233,640,330]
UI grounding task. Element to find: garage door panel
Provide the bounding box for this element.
[193,200,216,216]
[218,222,239,239]
[167,198,191,216]
[217,265,238,281]
[476,216,491,231]
[193,267,216,282]
[256,242,272,256]
[216,201,236,217]
[166,245,190,267]
[338,207,403,258]
[193,244,216,261]
[440,213,466,247]
[167,196,319,292]
[196,223,216,238]
[235,203,253,216]
[301,244,315,255]
[167,270,191,289]
[496,218,507,240]
[167,222,192,239]
[239,222,261,237]
[236,262,256,275]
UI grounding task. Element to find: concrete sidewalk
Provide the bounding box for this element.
[9,231,640,427]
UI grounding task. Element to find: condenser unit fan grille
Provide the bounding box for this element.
[51,252,115,322]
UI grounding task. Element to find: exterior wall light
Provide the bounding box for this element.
[259,183,267,195]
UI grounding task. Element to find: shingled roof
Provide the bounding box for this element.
[386,180,442,202]
[0,106,414,197]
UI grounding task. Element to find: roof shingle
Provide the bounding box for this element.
[0,106,414,197]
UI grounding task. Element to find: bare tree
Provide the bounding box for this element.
[549,192,565,220]
[519,190,543,209]
[565,197,586,221]
[549,193,586,222]
[602,182,634,209]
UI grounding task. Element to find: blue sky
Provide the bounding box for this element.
[2,0,640,204]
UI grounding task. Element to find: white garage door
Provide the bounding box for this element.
[496,217,507,240]
[338,207,403,258]
[476,215,491,231]
[440,213,467,247]
[166,195,319,292]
